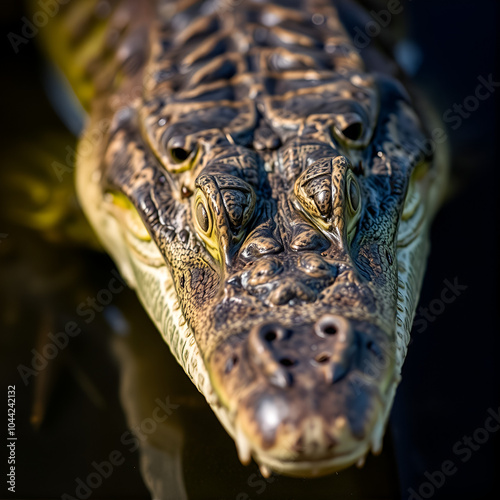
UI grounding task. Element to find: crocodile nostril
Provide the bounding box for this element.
[259,323,288,343]
[247,317,356,388]
[323,324,338,336]
[248,322,295,388]
[315,315,351,341]
[315,353,331,364]
[264,330,277,342]
[279,357,296,367]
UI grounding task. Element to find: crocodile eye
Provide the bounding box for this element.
[192,188,219,261]
[194,195,213,236]
[402,161,429,220]
[398,161,430,246]
[107,191,151,242]
[347,176,360,213]
[346,172,362,240]
[193,174,257,265]
[196,201,210,233]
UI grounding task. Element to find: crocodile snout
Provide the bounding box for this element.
[208,316,395,475]
[247,314,355,388]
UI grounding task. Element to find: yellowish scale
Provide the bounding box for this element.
[29,0,111,112]
[109,192,152,242]
[192,190,222,263]
[402,162,429,221]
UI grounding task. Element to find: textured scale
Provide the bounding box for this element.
[34,0,448,477]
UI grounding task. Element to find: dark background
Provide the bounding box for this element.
[0,1,498,499]
[390,2,499,500]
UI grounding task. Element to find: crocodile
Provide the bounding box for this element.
[32,0,448,476]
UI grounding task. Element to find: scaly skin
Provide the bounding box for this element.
[34,0,448,476]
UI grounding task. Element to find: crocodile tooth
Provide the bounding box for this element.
[259,464,271,478]
[235,424,252,465]
[356,454,366,468]
[370,417,384,455]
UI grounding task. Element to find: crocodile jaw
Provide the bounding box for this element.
[75,125,445,476]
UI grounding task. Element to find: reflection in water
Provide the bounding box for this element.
[111,304,189,500]
[110,288,400,499]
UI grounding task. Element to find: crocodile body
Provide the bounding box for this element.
[35,0,447,476]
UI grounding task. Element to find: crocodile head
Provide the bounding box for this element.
[73,1,447,477]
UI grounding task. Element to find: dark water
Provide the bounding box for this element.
[0,1,498,499]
